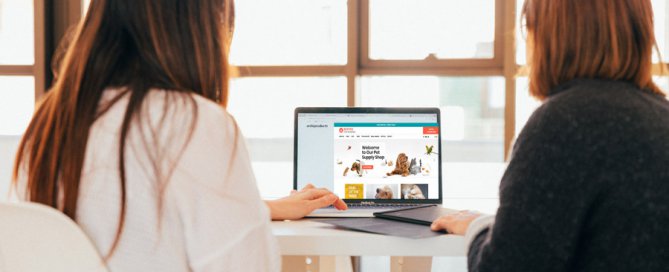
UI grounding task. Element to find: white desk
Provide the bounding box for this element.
[262,162,506,271]
[271,219,468,272]
[272,220,465,257]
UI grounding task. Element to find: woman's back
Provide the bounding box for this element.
[75,89,279,271]
[546,80,669,270]
[467,79,669,271]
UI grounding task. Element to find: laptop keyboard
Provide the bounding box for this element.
[344,203,425,209]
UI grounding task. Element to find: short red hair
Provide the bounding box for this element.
[523,0,664,99]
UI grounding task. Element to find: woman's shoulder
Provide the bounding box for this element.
[142,89,232,122]
[528,79,667,127]
[100,88,234,126]
[101,88,242,166]
[544,79,668,114]
[124,89,238,141]
[519,79,669,151]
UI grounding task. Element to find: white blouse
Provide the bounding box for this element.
[22,89,280,271]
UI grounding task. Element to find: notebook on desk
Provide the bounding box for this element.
[293,107,443,217]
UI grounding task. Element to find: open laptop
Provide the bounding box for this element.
[294,107,443,217]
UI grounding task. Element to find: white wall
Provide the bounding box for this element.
[0,136,20,202]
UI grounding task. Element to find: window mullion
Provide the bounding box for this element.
[347,0,361,107]
[503,0,518,161]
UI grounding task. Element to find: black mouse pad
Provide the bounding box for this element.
[374,206,458,226]
[315,218,446,239]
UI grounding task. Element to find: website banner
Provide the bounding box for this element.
[333,123,440,200]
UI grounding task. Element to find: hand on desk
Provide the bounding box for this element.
[430,210,482,235]
[266,184,347,220]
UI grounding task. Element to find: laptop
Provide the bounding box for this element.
[294,107,443,217]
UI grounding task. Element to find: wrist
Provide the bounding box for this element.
[464,214,495,249]
[265,200,280,220]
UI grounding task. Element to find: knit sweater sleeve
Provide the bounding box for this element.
[467,100,603,272]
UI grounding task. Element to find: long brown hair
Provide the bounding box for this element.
[522,0,663,99]
[13,0,235,258]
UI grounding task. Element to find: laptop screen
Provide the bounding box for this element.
[295,109,441,203]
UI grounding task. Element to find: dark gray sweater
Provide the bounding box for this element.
[468,79,669,271]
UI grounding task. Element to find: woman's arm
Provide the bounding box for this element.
[265,184,347,220]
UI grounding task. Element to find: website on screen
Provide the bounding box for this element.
[297,113,440,200]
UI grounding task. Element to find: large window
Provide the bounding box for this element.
[75,1,669,196]
[225,0,511,197]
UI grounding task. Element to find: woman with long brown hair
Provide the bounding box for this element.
[432,0,669,271]
[13,0,345,271]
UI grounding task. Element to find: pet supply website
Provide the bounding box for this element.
[333,123,439,200]
[296,113,440,201]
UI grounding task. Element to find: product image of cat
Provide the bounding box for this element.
[401,184,426,199]
[387,153,410,177]
[375,185,394,199]
[409,158,420,175]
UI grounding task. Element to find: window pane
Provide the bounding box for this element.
[0,76,34,135]
[369,0,496,60]
[228,77,346,140]
[654,76,669,94]
[360,76,505,162]
[0,0,34,65]
[227,76,346,144]
[228,77,346,198]
[230,0,347,65]
[653,0,669,63]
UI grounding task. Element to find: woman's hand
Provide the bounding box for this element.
[430,210,482,235]
[265,184,347,220]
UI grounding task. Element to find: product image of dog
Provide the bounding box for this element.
[401,184,426,199]
[387,153,410,177]
[343,161,363,177]
[375,185,394,199]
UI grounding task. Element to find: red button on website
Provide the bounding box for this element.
[362,165,374,170]
[423,127,439,134]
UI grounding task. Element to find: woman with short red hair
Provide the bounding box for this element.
[432,0,669,271]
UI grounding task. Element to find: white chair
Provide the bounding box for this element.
[0,202,109,272]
